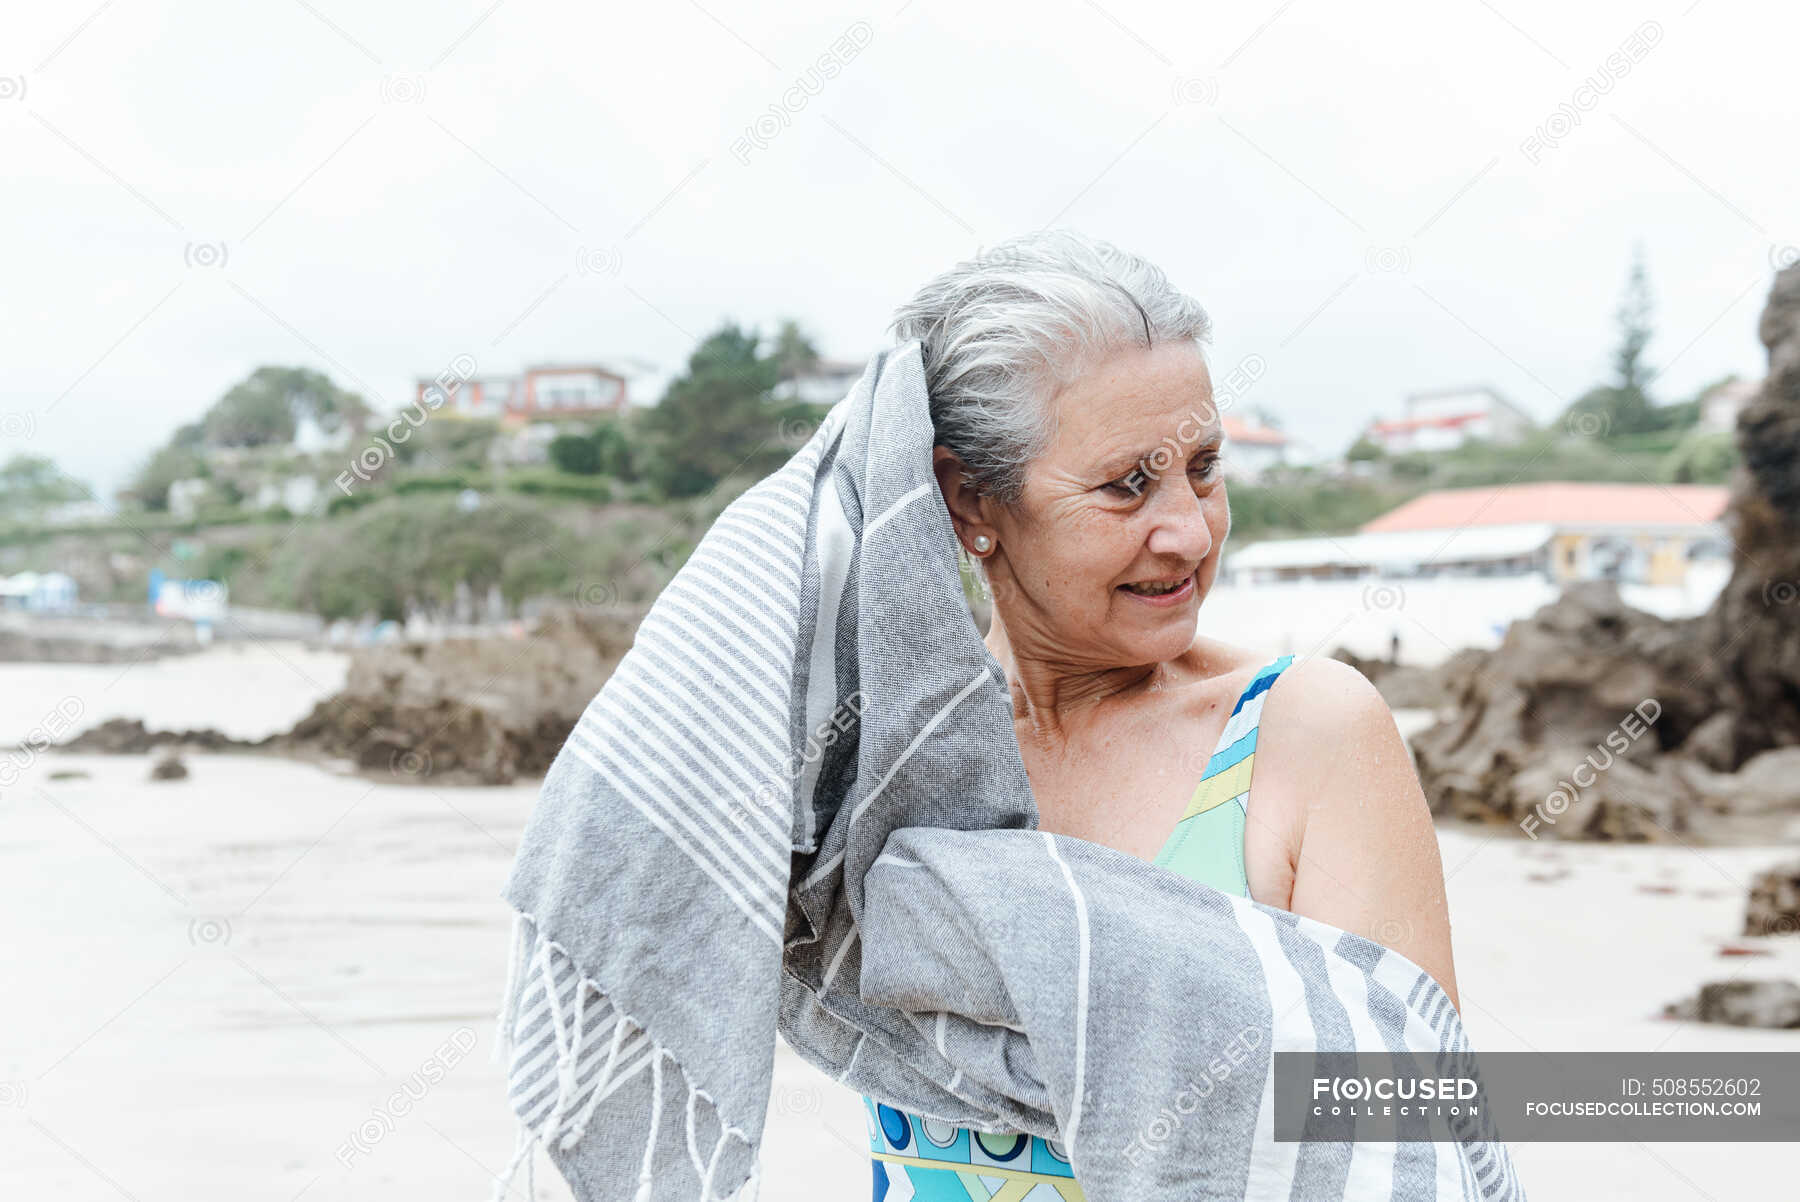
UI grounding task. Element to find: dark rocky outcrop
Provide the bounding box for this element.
[1662,979,1800,1028]
[149,752,189,781]
[1744,860,1800,937]
[275,604,645,785]
[1409,265,1800,841]
[59,717,260,754]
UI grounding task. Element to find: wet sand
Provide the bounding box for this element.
[2,656,1796,1198]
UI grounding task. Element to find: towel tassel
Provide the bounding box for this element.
[561,1009,631,1150]
[635,1043,666,1202]
[496,914,766,1202]
[493,909,528,1065]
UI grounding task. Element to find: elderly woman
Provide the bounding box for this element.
[857,230,1462,1197]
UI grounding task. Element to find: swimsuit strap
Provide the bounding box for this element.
[1153,654,1297,888]
[1194,652,1296,801]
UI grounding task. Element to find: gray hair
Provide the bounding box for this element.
[888,228,1214,507]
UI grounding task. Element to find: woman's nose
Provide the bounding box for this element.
[1146,482,1214,562]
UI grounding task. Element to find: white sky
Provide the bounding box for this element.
[3,0,1795,499]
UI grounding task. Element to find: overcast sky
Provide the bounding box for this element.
[4,0,1796,500]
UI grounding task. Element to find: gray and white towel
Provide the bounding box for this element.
[492,340,1527,1201]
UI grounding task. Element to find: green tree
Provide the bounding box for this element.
[278,494,581,621]
[591,420,635,479]
[0,455,91,518]
[1562,245,1662,437]
[122,444,208,511]
[549,432,602,475]
[770,319,821,382]
[639,323,787,497]
[203,366,370,447]
[547,419,635,478]
[1346,435,1384,462]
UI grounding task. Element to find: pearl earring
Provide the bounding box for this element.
[972,534,992,553]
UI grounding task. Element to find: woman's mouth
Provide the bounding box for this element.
[1117,572,1196,605]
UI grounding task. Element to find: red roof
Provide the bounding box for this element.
[1361,483,1730,533]
[1222,415,1288,446]
[1368,412,1486,435]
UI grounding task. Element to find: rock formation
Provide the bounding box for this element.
[1744,860,1800,937]
[1408,264,1800,840]
[1662,979,1800,1029]
[277,604,644,785]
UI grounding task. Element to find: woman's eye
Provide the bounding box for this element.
[1101,470,1146,496]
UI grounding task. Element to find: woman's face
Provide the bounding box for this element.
[978,341,1229,669]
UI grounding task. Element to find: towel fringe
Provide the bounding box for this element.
[493,908,766,1202]
[492,908,528,1066]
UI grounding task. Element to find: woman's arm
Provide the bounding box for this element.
[1249,656,1462,1012]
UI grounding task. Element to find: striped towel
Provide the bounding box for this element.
[492,340,1528,1201]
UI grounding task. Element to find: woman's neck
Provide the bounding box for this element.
[983,609,1165,741]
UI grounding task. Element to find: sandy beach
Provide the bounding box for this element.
[3,654,1797,1199]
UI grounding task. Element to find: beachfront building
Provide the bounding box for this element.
[1361,386,1535,455]
[1699,376,1761,433]
[1226,482,1731,587]
[1220,415,1291,480]
[773,359,868,406]
[416,364,632,423]
[0,571,78,612]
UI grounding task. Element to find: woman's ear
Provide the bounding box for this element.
[931,446,996,552]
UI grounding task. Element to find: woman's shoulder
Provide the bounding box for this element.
[1257,654,1392,734]
[1177,645,1398,770]
[1248,653,1414,810]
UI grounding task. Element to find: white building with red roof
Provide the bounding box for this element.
[1362,386,1536,455]
[1228,482,1731,588]
[414,363,635,423]
[1220,414,1292,480]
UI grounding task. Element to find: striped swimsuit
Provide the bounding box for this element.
[862,654,1296,1202]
